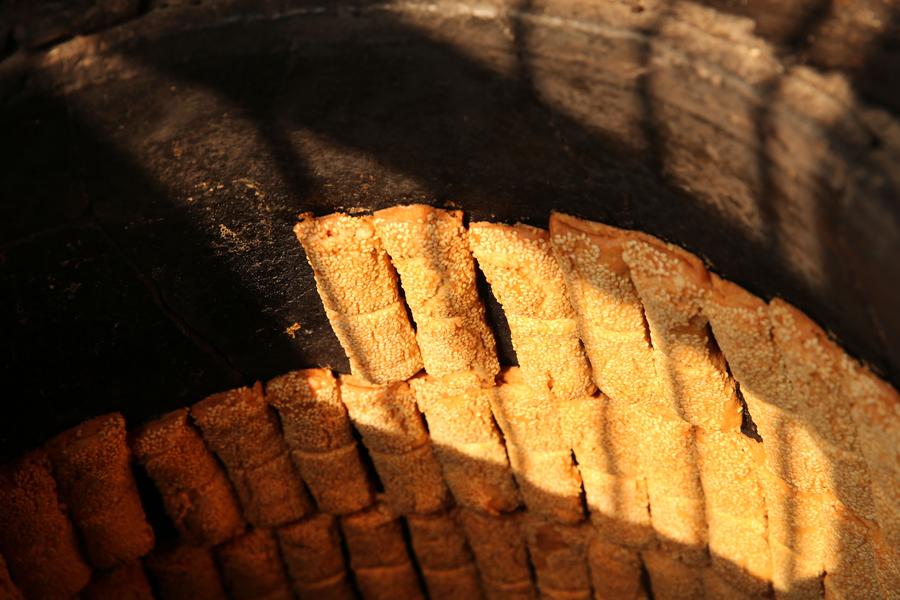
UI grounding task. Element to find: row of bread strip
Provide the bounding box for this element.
[549,212,899,598]
[296,206,511,386]
[0,415,155,598]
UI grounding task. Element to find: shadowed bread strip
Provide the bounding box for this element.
[411,372,520,513]
[341,501,425,599]
[341,376,449,514]
[132,409,245,546]
[621,234,742,431]
[341,500,411,569]
[469,221,594,399]
[277,513,347,585]
[483,579,537,600]
[524,518,592,597]
[579,467,653,548]
[217,529,292,600]
[290,445,373,514]
[420,563,484,600]
[355,563,425,600]
[641,549,704,600]
[192,383,312,526]
[294,212,422,383]
[696,429,771,592]
[0,450,91,598]
[82,560,154,600]
[293,572,356,600]
[407,510,473,570]
[373,205,499,378]
[45,413,154,568]
[548,213,659,408]
[0,555,22,600]
[145,544,227,600]
[458,508,532,585]
[587,534,648,600]
[493,368,584,523]
[702,568,768,600]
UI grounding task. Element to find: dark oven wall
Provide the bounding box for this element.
[1,0,898,459]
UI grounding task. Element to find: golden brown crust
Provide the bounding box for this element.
[373,204,499,378]
[0,450,92,598]
[368,444,451,514]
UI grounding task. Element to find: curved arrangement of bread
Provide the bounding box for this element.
[0,205,897,599]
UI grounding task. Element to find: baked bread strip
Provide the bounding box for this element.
[586,534,648,600]
[277,513,348,590]
[769,298,876,518]
[293,572,356,600]
[216,529,292,600]
[131,408,245,546]
[560,393,653,548]
[469,221,594,400]
[294,212,422,383]
[354,563,425,600]
[419,563,484,600]
[341,501,425,599]
[45,413,154,568]
[696,429,771,594]
[548,213,660,409]
[407,510,474,571]
[340,376,450,514]
[82,560,154,600]
[492,368,584,523]
[641,549,705,600]
[0,450,91,598]
[407,509,482,600]
[840,359,900,588]
[192,383,312,527]
[144,543,227,600]
[524,517,592,598]
[457,508,534,594]
[267,369,374,514]
[621,234,742,431]
[411,372,520,513]
[373,204,499,378]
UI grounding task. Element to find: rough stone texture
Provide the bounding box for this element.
[0,0,898,457]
